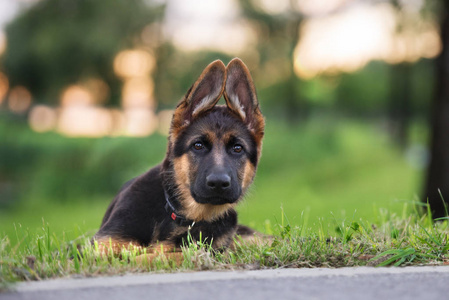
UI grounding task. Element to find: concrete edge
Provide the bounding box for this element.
[13,266,449,293]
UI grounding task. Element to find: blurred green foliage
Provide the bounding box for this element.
[0,115,422,239]
[0,0,439,237]
[0,0,437,118]
[0,115,167,206]
[2,0,164,105]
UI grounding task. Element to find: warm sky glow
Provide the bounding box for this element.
[0,0,442,137]
[294,3,441,78]
[163,0,256,54]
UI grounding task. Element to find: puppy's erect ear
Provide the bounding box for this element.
[171,60,226,135]
[224,58,264,140]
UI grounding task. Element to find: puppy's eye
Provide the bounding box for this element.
[233,144,243,153]
[193,142,204,151]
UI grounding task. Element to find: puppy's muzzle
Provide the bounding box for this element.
[206,172,231,192]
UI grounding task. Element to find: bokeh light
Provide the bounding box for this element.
[114,49,156,78]
[123,108,158,137]
[0,30,6,56]
[0,72,9,105]
[141,23,163,48]
[84,78,110,105]
[57,106,113,137]
[28,105,57,132]
[252,0,290,15]
[122,77,155,109]
[61,85,94,107]
[109,109,126,136]
[296,0,349,15]
[8,86,32,113]
[157,109,174,136]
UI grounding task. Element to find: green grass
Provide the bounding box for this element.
[241,119,422,230]
[0,118,422,240]
[0,116,437,287]
[1,204,448,289]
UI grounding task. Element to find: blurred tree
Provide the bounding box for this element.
[1,0,164,105]
[387,0,439,149]
[388,0,413,149]
[389,62,412,149]
[237,0,304,123]
[423,0,449,218]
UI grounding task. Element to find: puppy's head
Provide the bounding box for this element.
[163,58,264,222]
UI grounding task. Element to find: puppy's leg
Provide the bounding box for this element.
[232,224,274,248]
[93,237,185,266]
[93,236,142,255]
[135,252,185,266]
[135,242,185,266]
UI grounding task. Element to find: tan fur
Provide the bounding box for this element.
[93,236,183,266]
[183,131,215,149]
[231,233,274,251]
[94,59,266,269]
[223,58,265,159]
[136,241,184,266]
[175,176,235,222]
[242,161,256,190]
[173,155,191,187]
[252,111,265,158]
[94,236,179,256]
[182,198,236,222]
[170,101,189,142]
[221,130,252,151]
[170,60,226,140]
[135,252,184,266]
[223,58,258,121]
[172,153,237,222]
[94,236,138,255]
[151,241,178,253]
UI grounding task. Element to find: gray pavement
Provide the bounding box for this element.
[2,266,449,300]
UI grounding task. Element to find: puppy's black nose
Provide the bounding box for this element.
[206,173,231,191]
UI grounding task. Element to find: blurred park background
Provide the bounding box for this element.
[1,0,448,240]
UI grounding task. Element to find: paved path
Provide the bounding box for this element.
[3,266,449,300]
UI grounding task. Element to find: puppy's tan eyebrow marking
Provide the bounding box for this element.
[185,132,215,147]
[223,132,250,150]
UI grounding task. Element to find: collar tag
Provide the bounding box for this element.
[164,189,194,227]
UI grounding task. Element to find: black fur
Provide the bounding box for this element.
[94,59,263,252]
[96,163,238,248]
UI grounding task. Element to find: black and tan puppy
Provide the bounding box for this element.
[94,58,265,262]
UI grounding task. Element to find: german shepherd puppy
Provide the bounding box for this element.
[94,58,265,262]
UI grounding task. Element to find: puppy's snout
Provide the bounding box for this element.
[206,173,231,191]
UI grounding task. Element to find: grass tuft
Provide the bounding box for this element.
[1,204,448,289]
